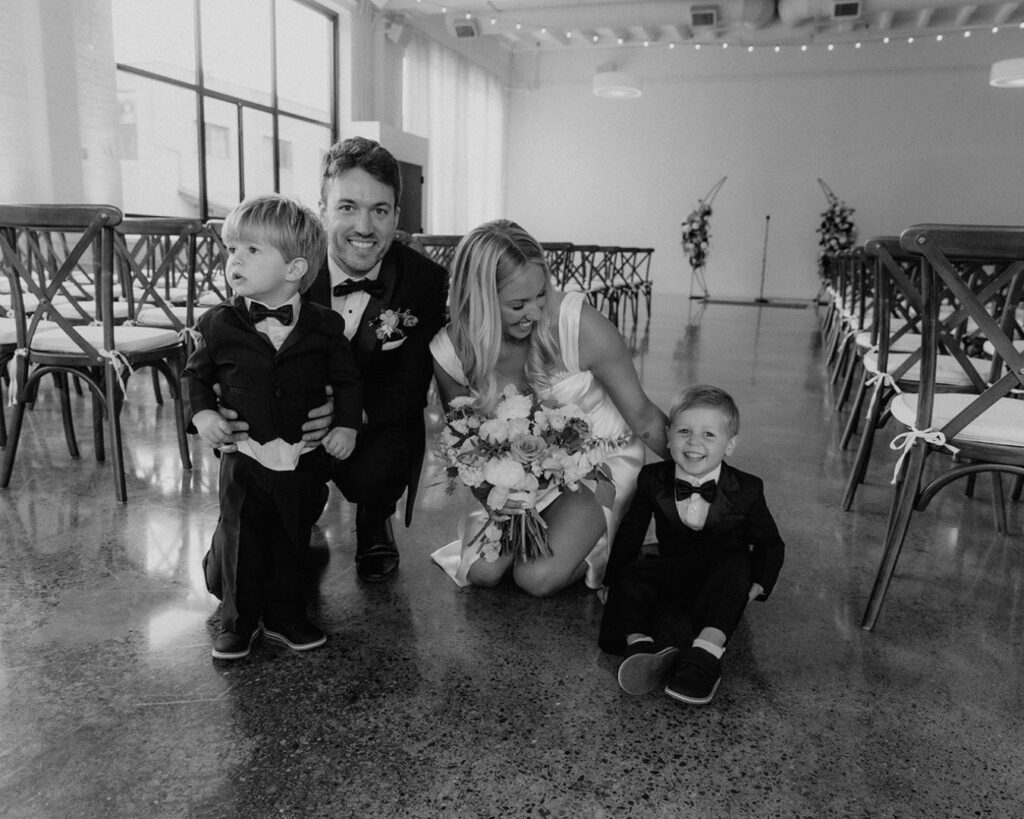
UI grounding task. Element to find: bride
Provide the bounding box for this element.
[430,220,668,596]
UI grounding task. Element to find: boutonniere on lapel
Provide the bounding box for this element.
[371,308,418,350]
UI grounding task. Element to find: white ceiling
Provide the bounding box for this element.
[372,0,1024,51]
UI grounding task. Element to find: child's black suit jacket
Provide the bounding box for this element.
[182,296,362,444]
[604,460,784,600]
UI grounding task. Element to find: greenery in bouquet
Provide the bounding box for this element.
[435,385,632,564]
[681,201,713,271]
[816,180,857,276]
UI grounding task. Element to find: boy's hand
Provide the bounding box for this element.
[748,582,765,602]
[323,426,357,460]
[211,385,249,451]
[194,409,239,449]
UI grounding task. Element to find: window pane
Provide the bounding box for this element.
[200,0,272,106]
[112,0,196,84]
[277,0,332,121]
[117,72,199,216]
[204,98,240,217]
[277,117,331,209]
[243,108,275,199]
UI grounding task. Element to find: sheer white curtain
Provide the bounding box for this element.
[402,32,507,235]
[1,0,121,203]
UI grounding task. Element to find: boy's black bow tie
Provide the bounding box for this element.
[675,478,717,503]
[333,278,385,298]
[249,303,293,326]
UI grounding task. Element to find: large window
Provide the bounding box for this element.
[113,0,337,218]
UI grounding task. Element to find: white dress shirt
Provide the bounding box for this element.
[235,293,314,471]
[329,257,382,341]
[674,463,722,531]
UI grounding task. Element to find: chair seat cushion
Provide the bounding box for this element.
[31,324,181,354]
[863,352,989,388]
[135,305,210,328]
[0,317,59,345]
[982,338,1024,357]
[892,393,1024,448]
[855,330,921,353]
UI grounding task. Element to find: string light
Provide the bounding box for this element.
[393,1,1024,57]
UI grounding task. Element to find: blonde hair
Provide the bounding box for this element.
[223,194,326,292]
[668,385,740,437]
[448,219,561,413]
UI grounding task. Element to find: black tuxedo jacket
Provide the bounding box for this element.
[605,460,785,600]
[306,240,448,517]
[182,297,362,445]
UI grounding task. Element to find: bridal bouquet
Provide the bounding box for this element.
[435,385,632,563]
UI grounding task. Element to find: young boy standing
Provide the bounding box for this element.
[183,195,362,661]
[599,385,785,705]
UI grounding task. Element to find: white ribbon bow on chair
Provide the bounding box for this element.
[889,426,959,485]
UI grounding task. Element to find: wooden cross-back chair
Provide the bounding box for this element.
[840,235,998,511]
[0,204,192,502]
[618,246,654,328]
[412,234,461,272]
[861,224,1024,630]
[540,242,573,290]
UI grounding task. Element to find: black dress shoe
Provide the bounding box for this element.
[356,513,399,582]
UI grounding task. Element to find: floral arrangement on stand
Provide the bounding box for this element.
[816,178,857,277]
[681,176,726,300]
[435,385,632,564]
[681,202,713,271]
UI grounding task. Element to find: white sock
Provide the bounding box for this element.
[692,638,725,659]
[626,634,654,646]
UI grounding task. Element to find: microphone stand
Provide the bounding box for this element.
[755,214,770,304]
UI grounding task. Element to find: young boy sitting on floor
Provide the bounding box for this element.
[598,385,785,705]
[183,194,362,661]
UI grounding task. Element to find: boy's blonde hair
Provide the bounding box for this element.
[223,194,326,292]
[668,385,740,437]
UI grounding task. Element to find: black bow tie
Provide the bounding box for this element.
[333,277,385,298]
[675,478,717,503]
[249,303,293,326]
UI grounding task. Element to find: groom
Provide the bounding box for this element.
[307,137,448,580]
[217,137,447,581]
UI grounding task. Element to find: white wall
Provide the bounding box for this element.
[505,40,1024,300]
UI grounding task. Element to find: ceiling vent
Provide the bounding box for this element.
[447,16,479,39]
[690,6,718,28]
[831,1,861,20]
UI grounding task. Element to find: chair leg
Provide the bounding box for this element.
[150,366,164,406]
[841,383,888,510]
[861,443,930,631]
[56,372,80,459]
[158,359,193,471]
[836,350,860,411]
[1012,474,1023,503]
[105,366,127,503]
[964,473,976,498]
[991,472,1007,535]
[840,371,869,450]
[91,367,106,463]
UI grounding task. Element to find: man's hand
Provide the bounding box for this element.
[302,385,334,442]
[323,427,357,460]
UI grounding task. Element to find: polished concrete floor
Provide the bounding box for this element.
[1,295,1022,818]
